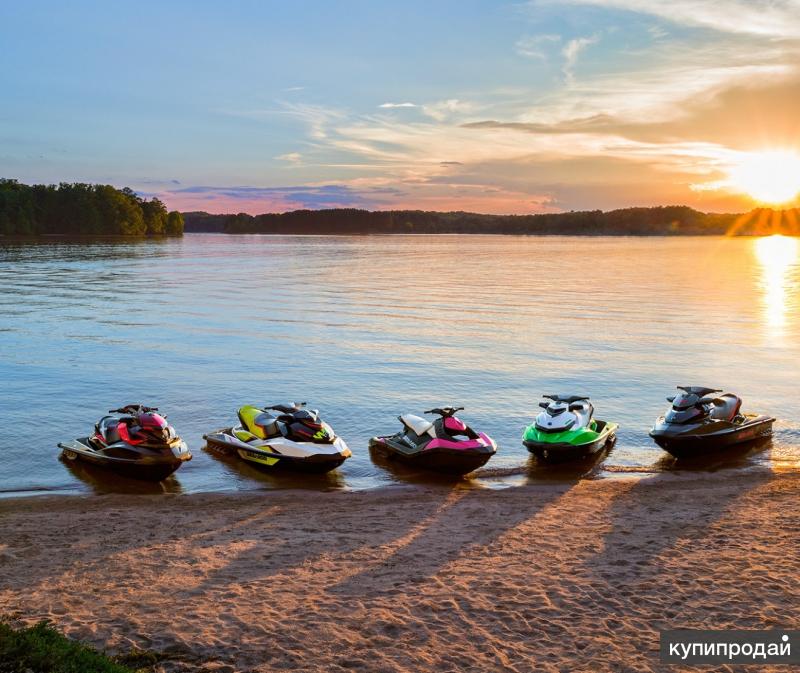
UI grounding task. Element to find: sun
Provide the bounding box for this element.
[727,150,800,205]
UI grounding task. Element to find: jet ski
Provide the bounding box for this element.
[58,404,191,482]
[650,386,774,458]
[369,406,496,475]
[204,402,351,473]
[523,394,618,463]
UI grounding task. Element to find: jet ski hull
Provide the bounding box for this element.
[524,420,617,463]
[650,414,774,458]
[204,429,350,474]
[58,438,191,482]
[368,435,495,475]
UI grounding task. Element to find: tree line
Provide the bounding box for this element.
[6,180,794,237]
[0,179,184,236]
[182,205,790,236]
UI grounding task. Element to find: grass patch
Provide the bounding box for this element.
[0,620,164,673]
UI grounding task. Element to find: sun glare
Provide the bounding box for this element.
[728,150,800,205]
[754,234,799,331]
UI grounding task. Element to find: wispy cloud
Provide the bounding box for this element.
[275,152,303,164]
[561,34,599,84]
[378,102,418,108]
[421,99,475,121]
[547,0,800,38]
[161,184,382,213]
[219,102,347,140]
[515,34,561,59]
[136,178,181,186]
[646,25,668,41]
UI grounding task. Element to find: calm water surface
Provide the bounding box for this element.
[1,234,799,496]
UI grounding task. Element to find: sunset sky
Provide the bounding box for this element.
[2,1,800,214]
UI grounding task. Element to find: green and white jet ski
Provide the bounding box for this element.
[523,394,618,463]
[204,402,351,473]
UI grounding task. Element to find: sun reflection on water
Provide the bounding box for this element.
[754,235,799,332]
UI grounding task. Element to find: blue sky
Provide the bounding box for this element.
[2,1,800,213]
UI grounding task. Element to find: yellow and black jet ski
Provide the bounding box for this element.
[204,402,351,473]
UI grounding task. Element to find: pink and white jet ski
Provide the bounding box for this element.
[369,406,496,475]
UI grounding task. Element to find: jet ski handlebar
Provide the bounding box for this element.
[263,402,307,411]
[425,406,464,417]
[109,404,158,414]
[676,386,722,395]
[670,387,725,408]
[538,400,587,411]
[543,394,590,403]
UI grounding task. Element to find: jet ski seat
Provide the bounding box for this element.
[97,416,122,444]
[711,394,742,421]
[570,401,594,430]
[237,406,279,439]
[400,414,434,437]
[98,415,116,429]
[252,412,279,437]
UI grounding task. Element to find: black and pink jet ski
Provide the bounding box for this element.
[369,406,496,475]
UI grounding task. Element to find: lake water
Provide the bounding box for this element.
[1,234,799,496]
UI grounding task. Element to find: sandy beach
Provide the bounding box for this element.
[1,471,799,672]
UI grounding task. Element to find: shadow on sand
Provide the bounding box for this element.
[588,438,775,583]
[329,454,601,597]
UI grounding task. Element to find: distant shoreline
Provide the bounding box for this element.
[0,231,789,242]
[182,205,798,236]
[2,200,798,239]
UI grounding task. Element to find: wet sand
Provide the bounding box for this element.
[1,471,799,672]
